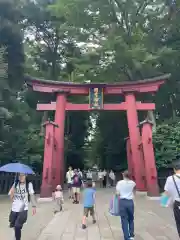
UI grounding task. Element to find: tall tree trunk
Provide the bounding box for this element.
[170,95,176,120]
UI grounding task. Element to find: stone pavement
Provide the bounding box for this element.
[0,195,54,240]
[37,189,179,240]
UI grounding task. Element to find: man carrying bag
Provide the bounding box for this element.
[164,161,180,237]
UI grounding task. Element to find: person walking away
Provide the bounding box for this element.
[72,169,82,204]
[82,180,96,229]
[66,166,74,199]
[116,170,136,240]
[164,160,180,237]
[78,168,83,178]
[109,170,115,187]
[8,173,36,240]
[102,169,107,188]
[92,168,98,188]
[53,185,64,214]
[86,169,92,180]
[98,170,103,188]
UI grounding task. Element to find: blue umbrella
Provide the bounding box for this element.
[0,163,35,174]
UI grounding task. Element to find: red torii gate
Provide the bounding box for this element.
[26,74,170,198]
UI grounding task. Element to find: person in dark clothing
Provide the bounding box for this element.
[102,169,107,188]
[72,169,82,204]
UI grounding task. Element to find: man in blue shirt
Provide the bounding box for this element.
[82,180,96,229]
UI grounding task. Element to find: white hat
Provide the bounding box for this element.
[56,185,62,190]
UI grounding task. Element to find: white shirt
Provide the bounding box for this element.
[98,172,103,179]
[78,171,83,178]
[54,190,64,200]
[66,170,74,183]
[164,175,180,202]
[103,171,107,176]
[116,179,136,200]
[109,171,115,180]
[87,171,92,179]
[9,182,34,212]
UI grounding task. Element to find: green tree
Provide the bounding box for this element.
[153,120,180,169]
[50,0,180,169]
[22,0,91,170]
[1,0,180,174]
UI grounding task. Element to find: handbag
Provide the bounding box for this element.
[109,195,120,216]
[160,193,169,207]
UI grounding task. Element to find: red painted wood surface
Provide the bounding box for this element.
[40,122,55,198]
[125,93,146,191]
[141,122,159,196]
[126,138,134,180]
[37,102,155,111]
[54,93,66,187]
[27,74,170,95]
[32,81,164,94]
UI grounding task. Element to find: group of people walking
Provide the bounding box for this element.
[66,167,82,204]
[7,161,180,240]
[83,168,115,187]
[97,169,115,187]
[65,167,116,203]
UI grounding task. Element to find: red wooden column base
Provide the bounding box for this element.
[141,120,159,196]
[40,121,58,198]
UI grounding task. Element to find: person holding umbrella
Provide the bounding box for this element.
[0,163,36,240]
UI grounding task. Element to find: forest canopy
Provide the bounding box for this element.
[0,0,180,172]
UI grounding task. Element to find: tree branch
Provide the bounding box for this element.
[136,0,152,16]
[113,0,132,36]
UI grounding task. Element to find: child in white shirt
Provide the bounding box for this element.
[52,185,64,214]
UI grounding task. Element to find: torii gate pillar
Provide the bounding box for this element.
[140,120,159,196]
[40,121,58,198]
[54,91,67,186]
[126,93,146,191]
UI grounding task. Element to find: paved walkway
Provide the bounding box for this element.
[37,189,178,240]
[0,195,54,240]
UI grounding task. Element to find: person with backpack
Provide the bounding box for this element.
[8,173,36,240]
[71,169,82,204]
[164,160,180,237]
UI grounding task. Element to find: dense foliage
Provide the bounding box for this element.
[0,0,180,172]
[153,120,180,169]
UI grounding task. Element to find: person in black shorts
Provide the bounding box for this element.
[8,173,36,240]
